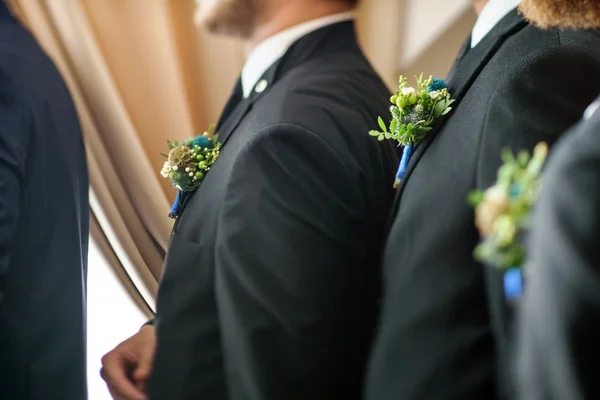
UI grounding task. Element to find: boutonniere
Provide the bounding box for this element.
[468,143,548,299]
[369,74,455,188]
[160,124,221,218]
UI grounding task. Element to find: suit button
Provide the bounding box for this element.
[255,79,268,93]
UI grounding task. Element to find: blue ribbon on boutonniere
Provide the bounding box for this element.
[395,144,413,188]
[170,191,184,219]
[369,75,455,189]
[504,268,523,302]
[160,125,222,219]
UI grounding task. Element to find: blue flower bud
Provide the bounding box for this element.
[427,78,448,93]
[192,135,211,149]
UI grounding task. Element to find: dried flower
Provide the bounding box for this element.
[168,145,192,168]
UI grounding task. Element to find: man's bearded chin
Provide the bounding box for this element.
[519,0,600,29]
[195,0,260,38]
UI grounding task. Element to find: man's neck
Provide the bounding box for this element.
[472,0,488,15]
[246,2,354,52]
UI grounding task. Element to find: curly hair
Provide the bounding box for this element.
[519,0,600,29]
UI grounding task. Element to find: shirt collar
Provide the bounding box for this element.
[241,11,355,98]
[471,0,521,48]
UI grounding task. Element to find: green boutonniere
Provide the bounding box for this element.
[369,74,455,147]
[160,124,221,218]
[369,74,456,188]
[468,142,549,270]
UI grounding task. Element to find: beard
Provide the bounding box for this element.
[519,0,600,29]
[195,0,263,38]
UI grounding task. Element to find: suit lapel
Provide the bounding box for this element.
[212,77,254,147]
[217,99,253,147]
[446,35,471,84]
[174,79,244,214]
[216,78,243,130]
[214,59,280,148]
[387,10,527,225]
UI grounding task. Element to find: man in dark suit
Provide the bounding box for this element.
[515,1,600,399]
[364,0,600,399]
[516,100,600,400]
[0,1,89,399]
[100,0,398,399]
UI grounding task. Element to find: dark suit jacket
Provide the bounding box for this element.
[515,100,600,400]
[149,22,398,400]
[364,11,600,400]
[0,4,89,400]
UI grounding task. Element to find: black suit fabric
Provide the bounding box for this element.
[516,103,600,400]
[149,22,398,400]
[0,4,89,400]
[365,11,600,400]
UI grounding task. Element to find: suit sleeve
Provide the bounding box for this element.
[477,46,600,188]
[0,82,29,313]
[516,117,600,400]
[214,123,365,400]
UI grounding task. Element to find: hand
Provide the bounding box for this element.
[101,324,156,400]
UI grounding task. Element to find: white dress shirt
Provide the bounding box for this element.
[241,11,355,98]
[471,0,521,48]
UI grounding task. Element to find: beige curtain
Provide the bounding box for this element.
[8,0,248,312]
[7,0,415,313]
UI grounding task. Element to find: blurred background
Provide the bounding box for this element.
[11,0,476,398]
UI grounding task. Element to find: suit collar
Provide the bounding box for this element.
[0,1,16,23]
[215,20,358,148]
[387,10,527,225]
[448,9,526,103]
[241,12,355,98]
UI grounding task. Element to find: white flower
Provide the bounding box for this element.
[160,161,172,178]
[189,172,194,177]
[172,165,178,171]
[185,167,190,173]
[429,91,440,100]
[401,87,416,96]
